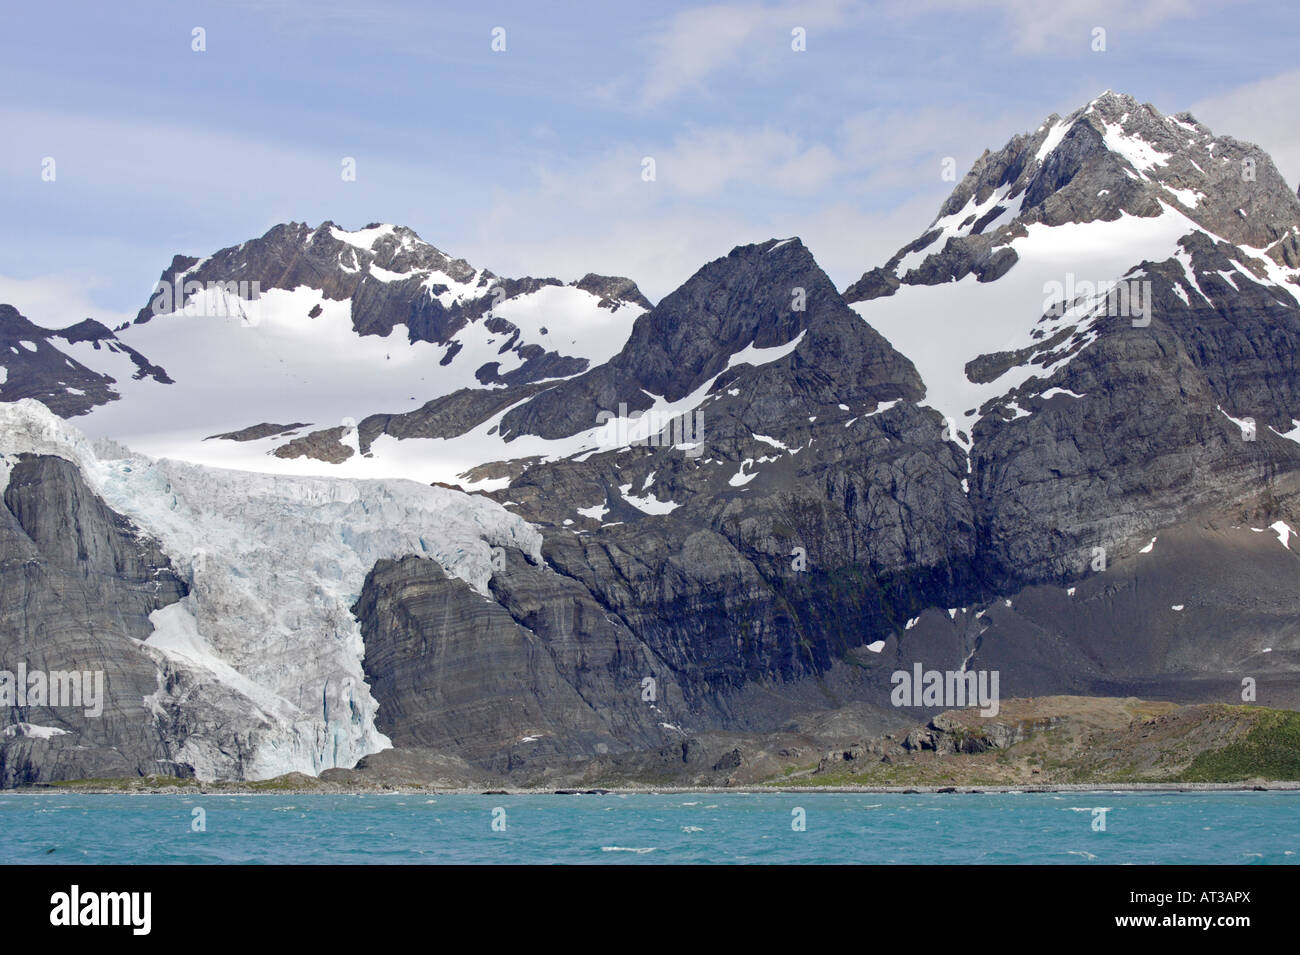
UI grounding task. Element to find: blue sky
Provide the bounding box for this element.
[2,0,1298,325]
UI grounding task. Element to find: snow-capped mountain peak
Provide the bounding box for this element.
[845,91,1300,462]
[0,221,653,479]
[848,91,1298,304]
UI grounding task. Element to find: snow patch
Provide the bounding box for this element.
[725,330,806,372]
[2,723,69,739]
[622,490,681,515]
[1101,122,1171,174]
[751,432,793,451]
[1270,520,1294,550]
[1035,121,1071,162]
[328,224,396,249]
[728,459,758,486]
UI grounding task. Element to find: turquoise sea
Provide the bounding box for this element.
[3,791,1297,864]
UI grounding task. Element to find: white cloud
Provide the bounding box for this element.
[0,104,406,221]
[462,110,970,301]
[482,124,852,231]
[652,126,845,197]
[893,0,1209,54]
[838,103,1025,196]
[639,0,851,107]
[0,273,134,330]
[1192,69,1300,191]
[460,97,1031,300]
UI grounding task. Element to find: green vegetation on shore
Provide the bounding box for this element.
[1175,708,1300,782]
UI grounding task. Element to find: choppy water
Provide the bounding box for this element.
[3,791,1297,864]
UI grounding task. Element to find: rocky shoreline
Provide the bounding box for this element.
[9,780,1300,796]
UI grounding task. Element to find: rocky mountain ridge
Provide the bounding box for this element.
[3,91,1300,787]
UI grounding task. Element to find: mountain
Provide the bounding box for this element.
[0,307,170,417]
[3,92,1299,788]
[846,90,1300,584]
[4,221,649,479]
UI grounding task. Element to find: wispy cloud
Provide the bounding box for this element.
[1192,68,1300,190]
[638,0,852,107]
[893,0,1211,54]
[464,101,1011,298]
[0,273,134,330]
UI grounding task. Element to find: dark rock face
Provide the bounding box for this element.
[352,553,690,777]
[572,273,653,311]
[366,91,1299,778]
[332,241,988,775]
[969,235,1300,586]
[834,90,1300,589]
[357,383,551,452]
[340,103,1300,777]
[0,455,187,785]
[205,422,310,442]
[498,238,924,441]
[842,266,900,303]
[0,307,169,418]
[272,426,355,464]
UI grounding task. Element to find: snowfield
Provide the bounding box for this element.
[67,270,644,484]
[854,201,1217,448]
[850,100,1300,463]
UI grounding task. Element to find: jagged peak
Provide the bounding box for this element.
[846,91,1300,301]
[55,318,116,343]
[132,218,655,329]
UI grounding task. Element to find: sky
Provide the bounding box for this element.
[1,0,1298,328]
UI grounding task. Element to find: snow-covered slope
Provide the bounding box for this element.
[847,90,1300,452]
[859,204,1193,447]
[0,399,542,780]
[75,281,637,473]
[21,221,649,484]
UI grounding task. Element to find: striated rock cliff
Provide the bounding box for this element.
[0,454,186,785]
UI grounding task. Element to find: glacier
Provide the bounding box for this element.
[0,399,543,781]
